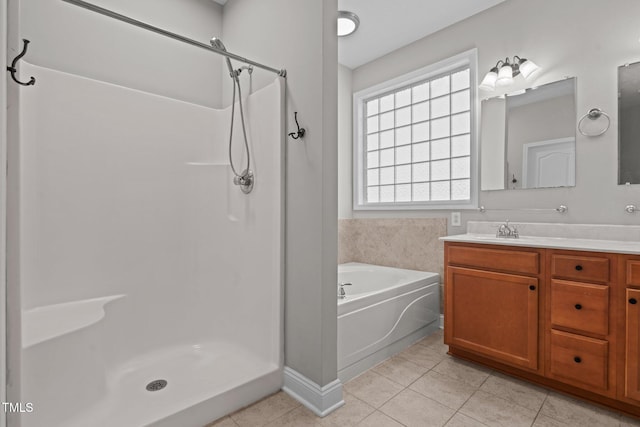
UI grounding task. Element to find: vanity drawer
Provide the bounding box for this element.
[549,330,608,391]
[550,280,609,336]
[550,254,610,283]
[447,245,539,275]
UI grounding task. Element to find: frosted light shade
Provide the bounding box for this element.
[479,71,498,91]
[496,64,514,86]
[519,59,540,79]
[338,17,357,36]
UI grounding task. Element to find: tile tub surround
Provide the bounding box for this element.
[206,330,640,427]
[338,218,446,278]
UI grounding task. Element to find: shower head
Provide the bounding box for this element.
[210,37,235,79]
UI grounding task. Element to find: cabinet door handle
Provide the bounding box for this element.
[574,356,582,363]
[575,265,583,271]
[574,304,582,310]
[529,285,536,291]
[630,298,638,305]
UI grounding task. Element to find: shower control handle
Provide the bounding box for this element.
[233,170,254,194]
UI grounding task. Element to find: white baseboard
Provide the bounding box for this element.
[282,367,344,417]
[440,314,444,329]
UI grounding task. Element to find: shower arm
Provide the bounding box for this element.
[61,0,287,78]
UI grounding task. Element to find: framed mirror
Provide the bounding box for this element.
[481,77,576,190]
[619,61,640,185]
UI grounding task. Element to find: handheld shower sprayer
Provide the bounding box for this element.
[210,37,237,79]
[210,36,253,194]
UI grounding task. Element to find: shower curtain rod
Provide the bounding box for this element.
[61,0,287,77]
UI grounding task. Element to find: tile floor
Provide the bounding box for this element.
[207,330,640,427]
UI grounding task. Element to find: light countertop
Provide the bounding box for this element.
[440,221,640,255]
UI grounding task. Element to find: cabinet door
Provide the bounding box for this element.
[445,267,539,370]
[626,288,640,401]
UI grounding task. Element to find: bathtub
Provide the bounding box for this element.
[337,262,440,382]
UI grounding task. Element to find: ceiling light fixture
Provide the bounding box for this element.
[338,11,360,37]
[479,55,540,91]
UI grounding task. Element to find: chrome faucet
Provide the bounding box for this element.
[338,282,352,299]
[496,220,519,238]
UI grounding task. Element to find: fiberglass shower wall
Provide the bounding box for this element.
[9,1,283,426]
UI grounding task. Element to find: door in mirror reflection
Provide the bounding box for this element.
[619,62,640,185]
[481,77,576,190]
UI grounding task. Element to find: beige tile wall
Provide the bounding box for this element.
[338,218,447,279]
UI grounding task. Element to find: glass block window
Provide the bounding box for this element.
[353,50,478,210]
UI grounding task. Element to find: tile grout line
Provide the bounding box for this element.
[529,393,550,427]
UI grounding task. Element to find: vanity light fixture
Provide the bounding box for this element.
[479,56,540,91]
[338,11,360,37]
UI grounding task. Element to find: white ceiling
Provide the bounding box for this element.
[338,0,506,69]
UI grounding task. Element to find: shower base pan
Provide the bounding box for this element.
[27,341,281,427]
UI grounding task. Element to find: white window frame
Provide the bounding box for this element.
[353,48,479,210]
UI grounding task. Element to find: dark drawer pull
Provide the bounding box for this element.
[575,265,583,271]
[630,298,638,305]
[574,304,582,310]
[574,356,582,363]
[529,285,536,291]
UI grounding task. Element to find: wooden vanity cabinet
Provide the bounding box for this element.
[445,242,640,416]
[545,250,617,398]
[620,257,640,404]
[445,244,543,373]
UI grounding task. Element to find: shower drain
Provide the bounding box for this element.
[146,379,168,392]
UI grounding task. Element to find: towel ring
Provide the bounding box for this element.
[578,108,610,137]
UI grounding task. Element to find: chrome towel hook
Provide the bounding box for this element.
[7,39,36,86]
[288,112,306,140]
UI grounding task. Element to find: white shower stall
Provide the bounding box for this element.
[7,11,285,425]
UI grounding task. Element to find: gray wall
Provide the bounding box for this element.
[223,0,339,387]
[338,64,353,219]
[341,0,640,231]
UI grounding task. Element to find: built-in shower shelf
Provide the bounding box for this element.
[22,294,125,348]
[185,162,230,166]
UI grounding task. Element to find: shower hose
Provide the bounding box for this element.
[228,72,251,186]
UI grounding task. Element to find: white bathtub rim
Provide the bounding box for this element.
[339,262,439,283]
[338,262,439,307]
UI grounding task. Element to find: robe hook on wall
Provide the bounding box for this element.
[7,39,36,86]
[288,112,306,140]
